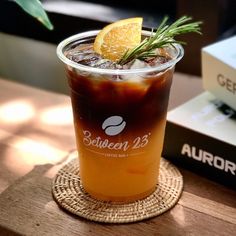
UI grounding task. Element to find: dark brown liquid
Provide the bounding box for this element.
[67,68,173,133]
[64,41,174,202]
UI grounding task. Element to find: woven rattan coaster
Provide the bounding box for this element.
[52,152,183,223]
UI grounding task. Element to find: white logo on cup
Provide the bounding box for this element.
[102,116,126,136]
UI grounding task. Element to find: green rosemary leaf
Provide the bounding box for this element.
[118,16,202,65]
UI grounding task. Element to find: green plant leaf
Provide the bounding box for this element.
[14,0,54,30]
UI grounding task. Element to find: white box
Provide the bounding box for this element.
[202,36,236,110]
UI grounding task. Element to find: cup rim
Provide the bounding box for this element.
[57,30,184,75]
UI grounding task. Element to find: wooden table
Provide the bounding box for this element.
[0,74,235,236]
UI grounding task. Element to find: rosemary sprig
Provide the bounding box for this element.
[118,16,202,65]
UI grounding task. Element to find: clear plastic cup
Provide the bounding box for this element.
[57,30,184,202]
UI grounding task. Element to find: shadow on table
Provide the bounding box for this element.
[0,151,74,235]
[0,225,22,236]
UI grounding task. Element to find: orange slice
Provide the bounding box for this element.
[94,18,143,62]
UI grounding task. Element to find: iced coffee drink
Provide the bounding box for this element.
[57,17,201,202]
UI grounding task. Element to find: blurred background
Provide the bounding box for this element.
[0,0,236,93]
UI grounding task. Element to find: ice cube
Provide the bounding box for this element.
[121,59,151,81]
[78,54,102,66]
[65,44,101,66]
[66,50,102,66]
[144,48,171,66]
[145,56,170,66]
[93,59,117,69]
[65,44,124,69]
[129,59,151,69]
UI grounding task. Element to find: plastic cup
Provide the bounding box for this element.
[57,30,184,202]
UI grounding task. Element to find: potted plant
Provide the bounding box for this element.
[14,0,53,30]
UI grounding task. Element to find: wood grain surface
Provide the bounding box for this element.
[0,75,235,236]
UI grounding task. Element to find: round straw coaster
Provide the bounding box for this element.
[52,152,183,223]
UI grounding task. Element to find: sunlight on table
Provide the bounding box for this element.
[0,100,35,123]
[40,105,73,126]
[170,205,186,227]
